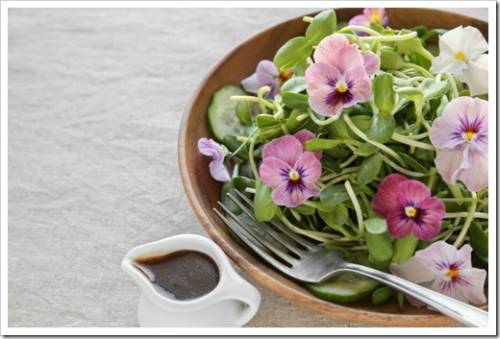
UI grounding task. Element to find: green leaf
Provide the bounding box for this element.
[395,36,434,61]
[293,59,309,76]
[274,37,313,69]
[281,76,306,93]
[255,114,278,128]
[281,92,309,108]
[235,101,253,126]
[284,109,304,133]
[320,185,350,205]
[418,79,449,100]
[468,222,488,263]
[364,218,393,270]
[293,204,316,215]
[305,10,337,45]
[398,153,429,174]
[355,143,378,157]
[304,138,343,151]
[366,114,396,143]
[318,204,348,231]
[380,49,405,70]
[254,180,278,222]
[397,87,424,109]
[231,176,256,191]
[373,73,395,115]
[357,154,383,186]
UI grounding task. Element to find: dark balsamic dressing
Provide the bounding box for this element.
[133,250,219,300]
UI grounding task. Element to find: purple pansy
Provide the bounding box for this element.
[391,241,487,306]
[371,174,445,240]
[349,8,389,28]
[430,97,488,192]
[305,34,376,117]
[241,60,292,98]
[259,133,322,208]
[197,138,230,182]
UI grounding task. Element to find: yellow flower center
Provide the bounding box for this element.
[446,267,460,281]
[405,206,417,218]
[289,170,300,182]
[336,80,348,93]
[454,51,466,62]
[278,69,293,84]
[368,11,382,23]
[463,130,477,142]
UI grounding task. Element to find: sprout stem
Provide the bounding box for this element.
[453,192,478,247]
[345,180,364,237]
[344,114,404,164]
[379,153,427,177]
[392,133,436,151]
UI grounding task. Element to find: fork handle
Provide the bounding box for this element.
[340,262,488,327]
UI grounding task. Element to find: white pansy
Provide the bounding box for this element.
[432,26,488,95]
[461,54,488,96]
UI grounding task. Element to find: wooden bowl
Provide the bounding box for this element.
[178,8,487,327]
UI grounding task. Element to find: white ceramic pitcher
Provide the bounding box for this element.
[121,234,261,327]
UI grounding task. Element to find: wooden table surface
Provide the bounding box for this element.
[8,7,487,327]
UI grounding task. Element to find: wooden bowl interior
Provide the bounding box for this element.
[178,8,487,326]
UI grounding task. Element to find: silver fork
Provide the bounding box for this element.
[213,190,488,328]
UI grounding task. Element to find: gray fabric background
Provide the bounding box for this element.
[8,8,487,327]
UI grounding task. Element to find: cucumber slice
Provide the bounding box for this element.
[307,272,379,304]
[207,85,247,142]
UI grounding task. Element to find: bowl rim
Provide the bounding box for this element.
[178,8,487,327]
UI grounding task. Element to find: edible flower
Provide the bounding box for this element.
[293,129,322,160]
[241,60,292,98]
[197,138,230,182]
[429,97,488,192]
[259,132,322,208]
[391,241,487,306]
[305,34,374,117]
[348,8,389,28]
[431,26,488,95]
[371,174,445,240]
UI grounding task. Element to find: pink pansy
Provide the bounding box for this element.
[241,60,291,98]
[197,138,230,182]
[260,135,322,208]
[293,129,322,160]
[305,34,375,117]
[371,174,445,240]
[391,241,487,307]
[430,97,488,192]
[349,8,389,28]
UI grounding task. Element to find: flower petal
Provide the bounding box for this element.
[294,129,322,160]
[361,51,380,76]
[371,174,408,217]
[256,60,279,78]
[430,97,472,150]
[259,157,290,188]
[343,65,372,104]
[386,210,415,238]
[458,268,487,306]
[434,146,466,184]
[431,54,465,75]
[305,62,345,117]
[412,197,444,240]
[390,256,437,284]
[395,179,431,206]
[241,73,262,94]
[414,241,459,274]
[294,152,322,185]
[462,54,488,96]
[197,138,230,182]
[313,34,364,72]
[348,14,370,27]
[458,148,488,192]
[209,159,230,182]
[271,182,318,208]
[461,26,488,60]
[262,135,303,166]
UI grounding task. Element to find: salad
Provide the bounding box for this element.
[198,8,489,308]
